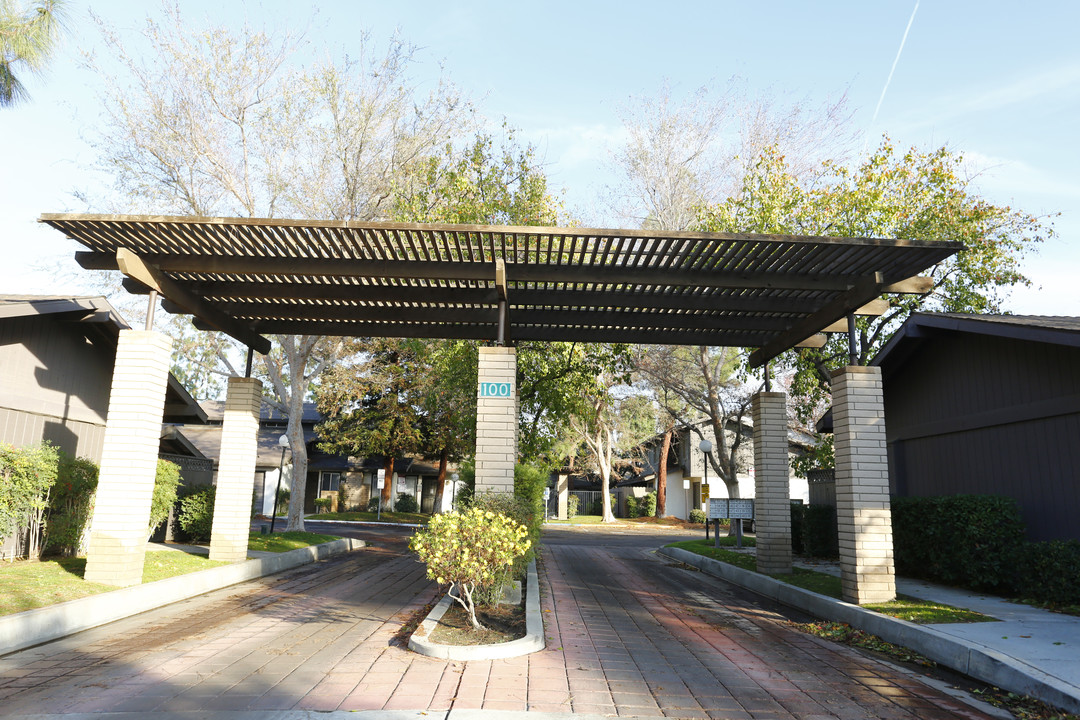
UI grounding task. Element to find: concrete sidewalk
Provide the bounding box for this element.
[668,545,1080,715]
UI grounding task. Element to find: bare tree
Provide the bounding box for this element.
[80,6,475,530]
[607,78,857,229]
[636,345,757,502]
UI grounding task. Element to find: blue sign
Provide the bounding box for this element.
[479,381,512,398]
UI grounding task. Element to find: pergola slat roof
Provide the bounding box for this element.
[40,214,963,367]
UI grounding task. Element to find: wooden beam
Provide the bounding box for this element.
[795,334,827,348]
[77,249,862,292]
[883,276,933,294]
[115,248,271,354]
[747,273,886,368]
[183,301,498,325]
[235,319,499,340]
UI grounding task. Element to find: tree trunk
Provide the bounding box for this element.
[381,456,395,510]
[657,427,672,517]
[599,429,617,523]
[433,448,448,514]
[284,412,308,532]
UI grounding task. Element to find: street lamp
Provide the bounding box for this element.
[269,434,290,534]
[699,438,712,536]
[450,472,460,510]
[699,438,712,508]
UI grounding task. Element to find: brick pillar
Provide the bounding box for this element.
[209,377,262,562]
[753,391,792,574]
[832,366,896,604]
[475,346,517,494]
[83,330,173,587]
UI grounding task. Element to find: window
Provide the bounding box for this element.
[320,472,340,493]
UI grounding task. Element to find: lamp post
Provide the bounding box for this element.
[269,434,289,534]
[450,472,460,510]
[699,438,712,538]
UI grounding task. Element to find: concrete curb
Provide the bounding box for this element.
[658,547,1080,715]
[408,560,544,660]
[0,538,365,657]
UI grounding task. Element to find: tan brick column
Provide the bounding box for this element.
[475,346,517,494]
[209,376,262,562]
[753,391,792,574]
[832,366,896,604]
[83,330,173,587]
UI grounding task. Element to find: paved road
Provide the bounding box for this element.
[0,522,999,719]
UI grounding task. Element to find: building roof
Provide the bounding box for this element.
[873,313,1080,368]
[199,399,321,424]
[41,214,962,367]
[816,312,1080,433]
[0,294,206,424]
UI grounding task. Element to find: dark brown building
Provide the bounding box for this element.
[874,313,1080,542]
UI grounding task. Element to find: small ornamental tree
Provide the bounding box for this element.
[409,506,531,631]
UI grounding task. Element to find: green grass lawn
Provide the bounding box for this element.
[0,530,342,617]
[247,530,340,553]
[666,539,994,624]
[544,515,610,525]
[307,511,428,524]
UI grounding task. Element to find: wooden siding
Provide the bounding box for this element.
[0,314,114,427]
[0,406,106,462]
[884,332,1080,542]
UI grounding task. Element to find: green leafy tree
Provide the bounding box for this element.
[697,139,1054,442]
[150,460,181,538]
[518,342,635,463]
[316,338,425,510]
[409,506,531,630]
[0,0,66,107]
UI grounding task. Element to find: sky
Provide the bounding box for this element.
[2,0,1077,316]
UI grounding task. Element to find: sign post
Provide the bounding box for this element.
[707,498,755,549]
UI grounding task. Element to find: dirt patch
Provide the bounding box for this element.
[428,599,526,646]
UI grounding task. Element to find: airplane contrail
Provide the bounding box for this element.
[871,1,920,128]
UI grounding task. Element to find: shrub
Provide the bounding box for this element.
[409,506,531,630]
[689,508,707,524]
[454,461,476,508]
[44,454,99,556]
[150,460,181,538]
[892,494,1025,593]
[0,442,59,559]
[471,489,537,595]
[567,495,579,519]
[626,495,639,518]
[313,497,332,513]
[801,504,839,559]
[1014,540,1080,606]
[275,488,290,516]
[395,492,419,514]
[367,496,382,512]
[513,462,546,529]
[641,491,657,518]
[789,503,805,556]
[176,486,216,543]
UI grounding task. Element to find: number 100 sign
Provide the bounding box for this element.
[479,382,512,398]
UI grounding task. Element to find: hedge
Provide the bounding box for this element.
[892,494,1024,593]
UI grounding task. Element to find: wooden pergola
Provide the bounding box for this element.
[41,213,963,604]
[41,214,962,364]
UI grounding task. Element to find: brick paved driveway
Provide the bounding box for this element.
[0,523,996,719]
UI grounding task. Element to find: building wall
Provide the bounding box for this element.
[0,315,115,461]
[884,332,1080,541]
